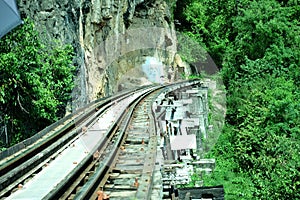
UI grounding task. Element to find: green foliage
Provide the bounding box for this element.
[178,0,236,67]
[177,171,202,189]
[176,32,208,64]
[226,77,300,199]
[203,157,255,199]
[222,0,300,86]
[181,73,203,80]
[0,18,75,147]
[176,0,300,199]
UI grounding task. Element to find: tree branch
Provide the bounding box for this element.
[17,93,29,114]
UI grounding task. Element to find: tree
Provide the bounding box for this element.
[0,19,75,147]
[180,0,237,67]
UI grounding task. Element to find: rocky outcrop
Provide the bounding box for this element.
[17,0,188,110]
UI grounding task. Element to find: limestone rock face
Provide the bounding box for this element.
[17,0,186,110]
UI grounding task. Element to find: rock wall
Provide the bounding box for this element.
[17,0,187,110]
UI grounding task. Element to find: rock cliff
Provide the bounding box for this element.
[17,0,189,110]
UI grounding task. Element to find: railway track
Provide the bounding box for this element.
[61,88,161,200]
[0,80,201,200]
[0,85,156,199]
[102,96,158,200]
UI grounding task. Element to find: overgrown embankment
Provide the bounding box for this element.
[175,0,300,199]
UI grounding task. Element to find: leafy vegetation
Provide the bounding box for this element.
[0,19,75,148]
[175,0,300,199]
